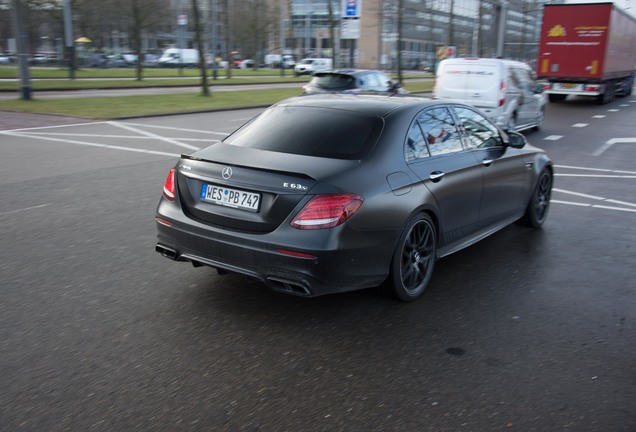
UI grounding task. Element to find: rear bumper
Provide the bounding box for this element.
[155,204,398,297]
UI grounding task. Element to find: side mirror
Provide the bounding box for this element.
[506,131,528,149]
[534,82,545,94]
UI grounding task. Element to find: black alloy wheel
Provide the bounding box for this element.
[522,169,552,228]
[386,213,437,301]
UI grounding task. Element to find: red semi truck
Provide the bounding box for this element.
[537,2,636,104]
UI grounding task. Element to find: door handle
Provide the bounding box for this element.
[429,171,445,182]
[482,159,493,166]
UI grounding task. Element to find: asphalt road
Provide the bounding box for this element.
[0,96,635,431]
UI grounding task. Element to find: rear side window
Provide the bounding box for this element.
[311,74,356,90]
[224,106,383,159]
[417,107,464,156]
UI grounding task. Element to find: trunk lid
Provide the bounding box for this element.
[175,144,359,233]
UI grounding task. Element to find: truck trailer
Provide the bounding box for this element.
[537,2,636,104]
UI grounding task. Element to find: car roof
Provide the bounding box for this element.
[316,69,384,76]
[274,94,437,117]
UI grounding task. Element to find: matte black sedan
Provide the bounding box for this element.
[155,95,552,301]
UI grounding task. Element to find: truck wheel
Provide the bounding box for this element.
[548,94,567,103]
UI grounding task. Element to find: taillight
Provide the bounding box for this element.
[499,80,506,107]
[162,168,176,201]
[291,194,363,230]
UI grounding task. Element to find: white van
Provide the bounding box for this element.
[434,58,546,131]
[294,58,333,76]
[158,48,200,68]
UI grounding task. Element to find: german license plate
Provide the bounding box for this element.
[200,184,260,212]
[556,83,581,90]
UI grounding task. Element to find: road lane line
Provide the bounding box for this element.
[107,121,201,151]
[552,200,636,213]
[119,121,229,136]
[556,174,636,178]
[21,132,218,143]
[593,138,636,156]
[0,203,52,217]
[2,131,180,157]
[554,165,636,175]
[553,188,636,209]
[0,121,108,133]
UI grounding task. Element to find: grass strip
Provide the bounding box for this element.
[0,88,302,119]
[0,66,286,79]
[0,82,433,119]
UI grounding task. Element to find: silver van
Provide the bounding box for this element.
[434,58,546,131]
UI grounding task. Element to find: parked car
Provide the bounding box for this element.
[302,69,408,95]
[294,58,333,76]
[30,53,49,64]
[238,59,255,69]
[155,94,553,301]
[0,54,10,64]
[434,57,546,132]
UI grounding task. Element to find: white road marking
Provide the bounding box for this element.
[552,200,636,213]
[107,121,201,151]
[607,109,620,112]
[0,203,52,217]
[544,135,563,141]
[572,123,588,127]
[553,188,636,208]
[21,131,218,143]
[554,165,636,175]
[119,121,229,136]
[620,104,630,107]
[592,115,606,118]
[0,121,108,133]
[552,187,636,213]
[557,174,636,178]
[593,137,636,156]
[2,131,180,157]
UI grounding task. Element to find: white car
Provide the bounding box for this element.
[434,58,546,132]
[0,55,10,64]
[294,58,333,76]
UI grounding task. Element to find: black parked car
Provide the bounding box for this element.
[302,69,408,95]
[156,94,552,301]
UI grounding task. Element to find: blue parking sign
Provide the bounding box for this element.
[344,0,358,17]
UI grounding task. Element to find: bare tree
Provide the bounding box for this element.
[191,0,209,95]
[327,0,337,67]
[231,0,271,68]
[119,0,169,80]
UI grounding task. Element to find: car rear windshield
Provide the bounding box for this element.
[223,105,383,159]
[310,73,356,90]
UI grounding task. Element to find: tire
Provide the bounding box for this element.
[383,213,437,301]
[520,169,552,228]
